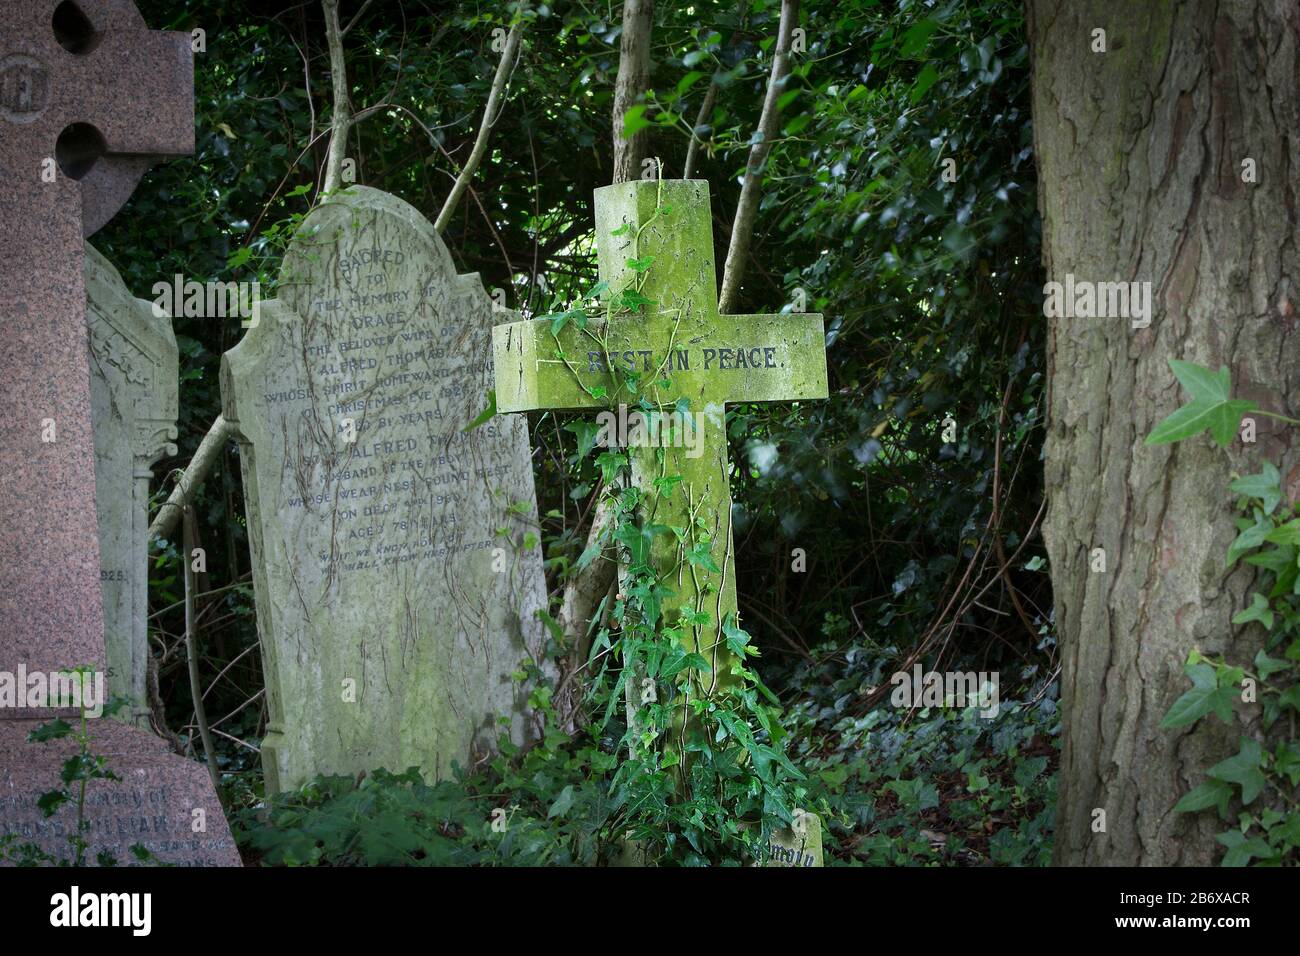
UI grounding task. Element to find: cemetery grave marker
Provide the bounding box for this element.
[222,186,550,794]
[0,0,192,666]
[0,0,237,866]
[86,242,180,728]
[493,178,828,863]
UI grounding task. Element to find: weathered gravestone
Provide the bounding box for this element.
[0,0,238,866]
[493,178,828,864]
[222,186,550,794]
[87,242,179,727]
[762,810,823,867]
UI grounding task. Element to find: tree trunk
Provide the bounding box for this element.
[1028,0,1300,865]
[612,0,653,184]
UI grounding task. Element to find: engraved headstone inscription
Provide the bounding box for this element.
[222,186,550,794]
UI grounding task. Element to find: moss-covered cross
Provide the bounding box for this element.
[493,178,827,694]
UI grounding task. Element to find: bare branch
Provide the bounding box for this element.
[683,76,718,180]
[148,415,235,543]
[435,18,525,233]
[182,506,222,800]
[342,0,373,36]
[718,0,799,314]
[321,0,352,194]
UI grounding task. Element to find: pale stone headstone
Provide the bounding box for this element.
[86,242,179,727]
[222,185,550,794]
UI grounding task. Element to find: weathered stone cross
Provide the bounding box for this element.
[494,179,827,694]
[0,1,192,685]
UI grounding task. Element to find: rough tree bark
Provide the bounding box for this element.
[611,0,654,183]
[1028,0,1299,865]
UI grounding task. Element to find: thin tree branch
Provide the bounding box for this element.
[683,76,718,180]
[435,17,525,233]
[321,0,352,194]
[718,0,799,314]
[183,506,222,800]
[148,415,234,543]
[342,0,373,36]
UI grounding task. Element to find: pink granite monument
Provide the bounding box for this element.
[0,0,238,865]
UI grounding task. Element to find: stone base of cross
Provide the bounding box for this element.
[493,179,827,701]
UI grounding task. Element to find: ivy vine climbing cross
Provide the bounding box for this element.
[493,178,828,698]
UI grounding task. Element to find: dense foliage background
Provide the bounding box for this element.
[97,0,1056,864]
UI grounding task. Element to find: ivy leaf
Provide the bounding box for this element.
[26,719,72,743]
[621,104,652,139]
[1254,648,1290,680]
[1245,542,1295,575]
[1265,519,1300,547]
[1207,737,1267,805]
[1173,778,1233,817]
[564,419,601,460]
[651,474,683,499]
[1275,743,1300,787]
[35,789,70,818]
[722,614,755,659]
[1229,463,1282,515]
[595,450,628,485]
[547,785,575,819]
[575,538,603,572]
[549,308,579,337]
[1216,829,1274,867]
[1170,359,1232,402]
[1013,755,1049,789]
[1279,685,1300,712]
[1227,511,1271,567]
[1160,661,1234,728]
[1147,397,1257,448]
[899,19,939,58]
[1231,592,1274,631]
[1145,360,1258,448]
[685,540,720,573]
[910,64,941,104]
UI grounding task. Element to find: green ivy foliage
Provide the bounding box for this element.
[1151,360,1300,866]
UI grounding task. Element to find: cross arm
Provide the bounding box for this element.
[492,311,827,413]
